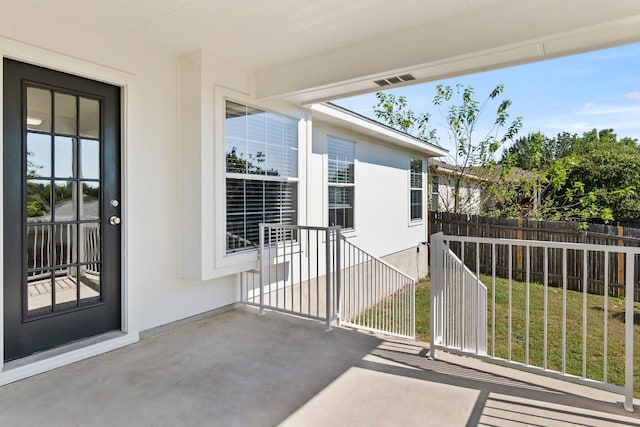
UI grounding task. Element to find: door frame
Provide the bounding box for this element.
[0,39,136,375]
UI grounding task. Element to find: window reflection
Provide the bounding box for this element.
[54,93,77,135]
[55,223,77,265]
[54,136,76,178]
[79,97,100,138]
[54,266,78,309]
[81,182,100,220]
[27,225,52,269]
[80,223,100,262]
[27,87,51,132]
[26,180,51,222]
[80,139,100,179]
[23,89,104,318]
[27,133,52,177]
[225,101,298,178]
[79,264,101,305]
[27,271,52,315]
[54,181,76,221]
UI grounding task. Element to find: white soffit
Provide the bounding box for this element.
[5,0,640,103]
[259,0,640,102]
[310,103,448,158]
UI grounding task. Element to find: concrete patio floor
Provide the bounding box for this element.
[0,306,639,427]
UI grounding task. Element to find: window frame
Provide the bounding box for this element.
[327,135,356,231]
[431,174,440,212]
[212,87,306,274]
[409,157,424,224]
[223,99,300,254]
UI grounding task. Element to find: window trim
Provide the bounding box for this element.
[213,87,306,271]
[223,99,300,254]
[408,157,424,226]
[327,135,356,231]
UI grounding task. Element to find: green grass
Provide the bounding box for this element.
[413,276,640,397]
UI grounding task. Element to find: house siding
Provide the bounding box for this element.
[430,170,483,215]
[311,122,429,278]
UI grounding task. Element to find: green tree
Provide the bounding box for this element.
[499,128,640,223]
[374,84,522,213]
[502,132,549,170]
[374,92,435,142]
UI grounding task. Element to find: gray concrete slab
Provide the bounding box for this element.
[0,307,638,427]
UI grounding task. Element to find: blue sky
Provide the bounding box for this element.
[334,42,640,153]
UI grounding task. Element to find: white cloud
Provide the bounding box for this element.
[623,91,640,100]
[577,103,640,116]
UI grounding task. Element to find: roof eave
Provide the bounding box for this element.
[310,103,448,157]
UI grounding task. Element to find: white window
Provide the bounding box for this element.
[225,101,298,253]
[410,158,423,221]
[327,136,355,229]
[431,175,439,212]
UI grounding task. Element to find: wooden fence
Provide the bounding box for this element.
[429,211,640,302]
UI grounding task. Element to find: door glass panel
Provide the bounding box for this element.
[79,97,100,138]
[55,223,77,266]
[54,180,76,221]
[54,93,77,135]
[54,266,77,309]
[21,89,104,319]
[27,87,51,132]
[26,179,51,222]
[79,264,101,305]
[80,139,100,179]
[54,136,76,178]
[27,270,52,315]
[26,225,52,269]
[27,133,52,177]
[81,182,100,220]
[80,223,100,263]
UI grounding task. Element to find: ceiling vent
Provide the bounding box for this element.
[374,73,416,87]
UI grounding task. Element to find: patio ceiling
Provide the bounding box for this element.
[5,0,640,103]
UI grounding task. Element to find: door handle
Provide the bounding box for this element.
[109,215,121,226]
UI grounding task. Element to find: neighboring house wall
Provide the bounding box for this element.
[310,122,430,279]
[430,169,483,215]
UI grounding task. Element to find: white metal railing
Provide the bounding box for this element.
[339,237,415,339]
[430,238,487,354]
[241,224,415,338]
[242,224,341,332]
[430,233,637,413]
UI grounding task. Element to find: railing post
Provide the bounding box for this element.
[336,227,342,325]
[624,252,635,412]
[259,223,265,316]
[430,232,443,359]
[325,228,333,332]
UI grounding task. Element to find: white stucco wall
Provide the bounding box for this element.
[0,18,239,343]
[310,122,429,263]
[432,173,483,214]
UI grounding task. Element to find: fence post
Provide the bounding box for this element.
[516,218,524,280]
[325,228,333,332]
[618,226,625,297]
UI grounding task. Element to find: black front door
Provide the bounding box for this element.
[3,59,121,361]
